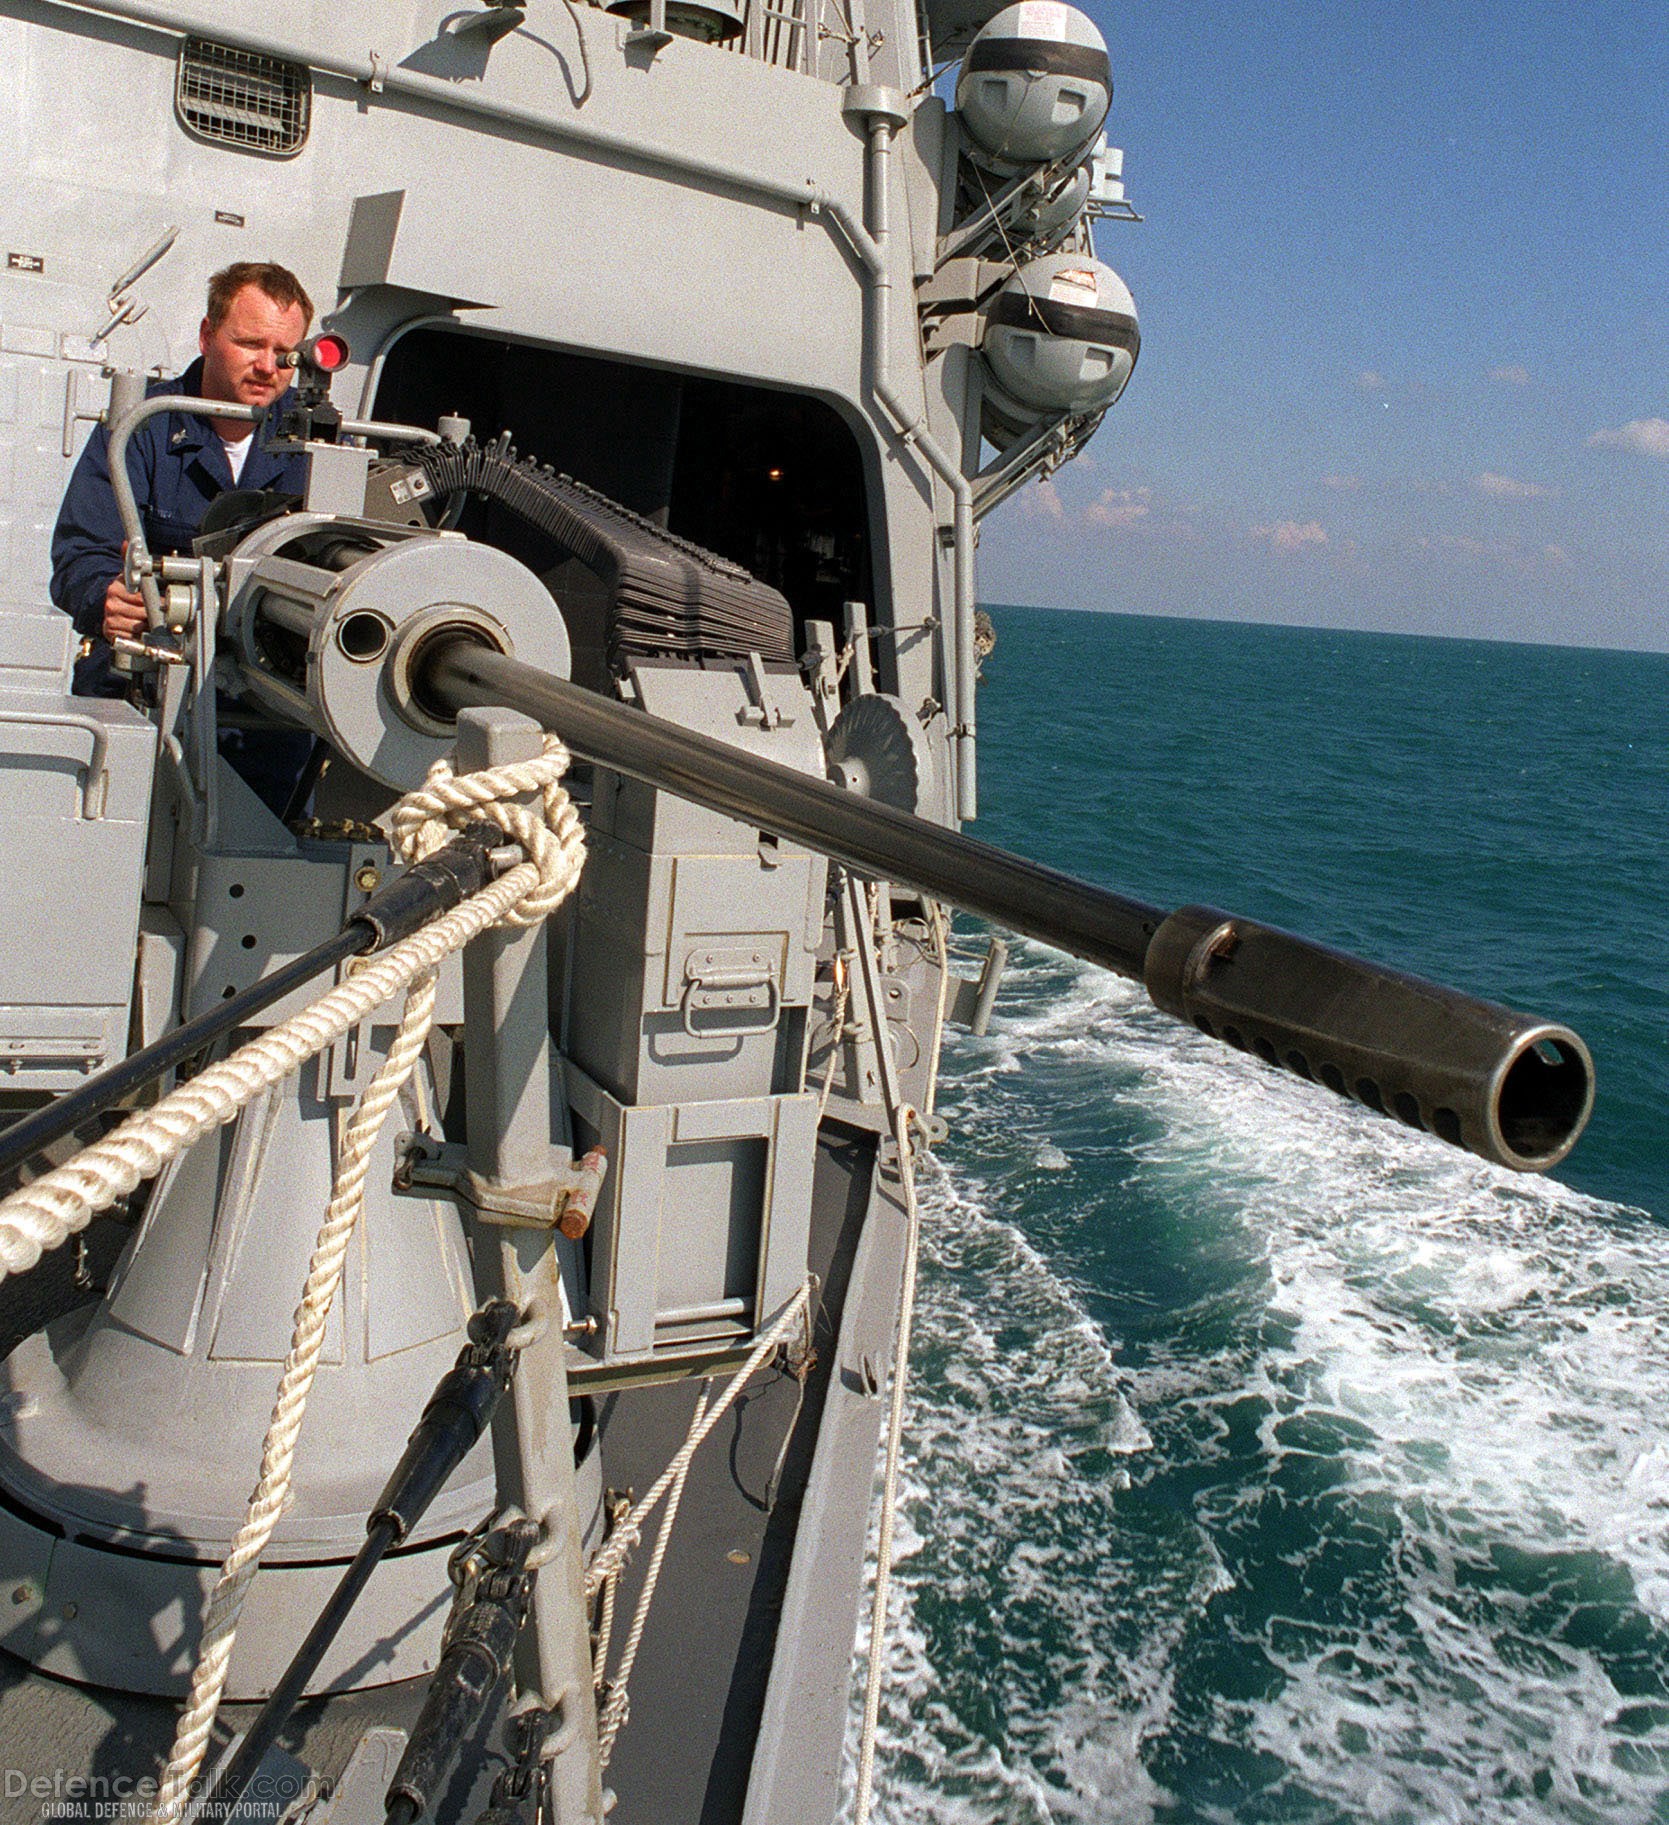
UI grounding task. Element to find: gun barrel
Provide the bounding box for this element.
[425,639,1165,969]
[1144,906,1592,1173]
[418,638,1592,1172]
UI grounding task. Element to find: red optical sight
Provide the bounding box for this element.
[288,332,350,374]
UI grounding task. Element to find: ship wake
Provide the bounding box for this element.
[848,939,1669,1822]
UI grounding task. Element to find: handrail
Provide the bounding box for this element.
[0,707,110,818]
[106,394,259,628]
[106,395,444,627]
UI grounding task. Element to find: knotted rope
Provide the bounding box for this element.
[129,738,584,1824]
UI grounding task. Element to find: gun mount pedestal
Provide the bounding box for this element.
[0,1021,502,1698]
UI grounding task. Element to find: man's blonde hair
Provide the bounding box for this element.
[205,262,313,330]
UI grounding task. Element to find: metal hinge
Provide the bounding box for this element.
[393,1133,608,1238]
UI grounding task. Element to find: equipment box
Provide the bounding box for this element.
[564,1061,816,1364]
[0,692,156,1091]
[563,828,822,1107]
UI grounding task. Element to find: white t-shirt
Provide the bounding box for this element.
[220,430,255,482]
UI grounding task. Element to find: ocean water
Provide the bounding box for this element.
[854,607,1669,1822]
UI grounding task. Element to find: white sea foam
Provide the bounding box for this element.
[841,1163,1192,1822]
[851,938,1669,1822]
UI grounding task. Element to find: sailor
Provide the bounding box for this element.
[50,260,314,701]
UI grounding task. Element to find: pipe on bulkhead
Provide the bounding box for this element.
[843,94,980,821]
[46,0,870,229]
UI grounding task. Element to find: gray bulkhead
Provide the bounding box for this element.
[0,0,971,1087]
[0,0,968,737]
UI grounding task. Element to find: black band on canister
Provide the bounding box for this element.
[964,37,1112,88]
[987,289,1141,357]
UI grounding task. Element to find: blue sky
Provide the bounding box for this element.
[976,1,1669,653]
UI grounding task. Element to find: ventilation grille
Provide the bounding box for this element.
[175,38,311,157]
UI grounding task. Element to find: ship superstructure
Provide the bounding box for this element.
[0,2,1148,1817]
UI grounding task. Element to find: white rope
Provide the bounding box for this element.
[0,867,532,1282]
[583,1285,812,1602]
[851,1110,922,1825]
[148,972,443,1824]
[592,1547,621,1696]
[143,738,584,1823]
[582,1282,813,1771]
[813,956,853,1126]
[391,744,584,928]
[0,743,587,1286]
[595,1385,710,1765]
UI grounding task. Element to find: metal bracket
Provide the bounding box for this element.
[934,174,1042,270]
[627,0,674,50]
[393,1133,608,1239]
[450,1,527,42]
[87,224,177,350]
[62,368,104,459]
[736,651,794,729]
[969,408,1100,520]
[109,631,188,667]
[946,934,1008,1036]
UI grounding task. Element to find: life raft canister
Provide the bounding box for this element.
[980,252,1139,445]
[954,0,1112,176]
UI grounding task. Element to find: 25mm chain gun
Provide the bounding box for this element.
[198,474,1592,1176]
[59,340,1587,1184]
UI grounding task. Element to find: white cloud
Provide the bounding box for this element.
[1084,486,1151,530]
[1015,478,1066,523]
[1414,532,1566,573]
[1321,473,1362,491]
[1587,417,1669,459]
[1473,471,1554,500]
[1355,370,1387,391]
[1251,518,1328,553]
[1427,534,1502,560]
[1489,364,1531,386]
